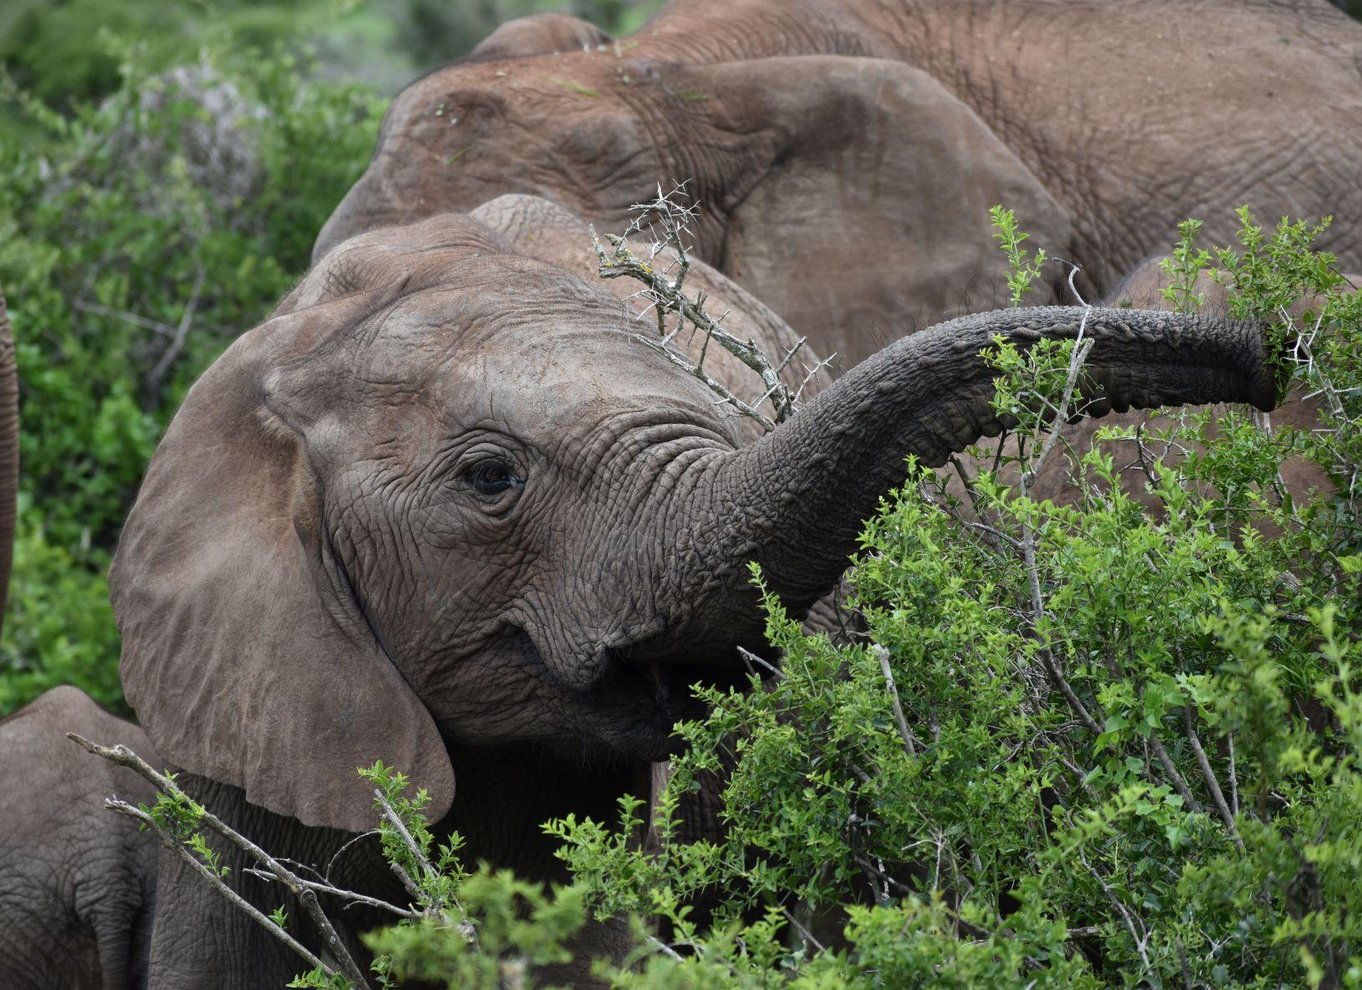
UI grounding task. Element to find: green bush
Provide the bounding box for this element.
[0,44,383,713]
[346,214,1360,988]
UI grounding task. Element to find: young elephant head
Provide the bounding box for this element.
[112,211,1276,836]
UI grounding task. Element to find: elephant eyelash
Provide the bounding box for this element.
[463,459,525,499]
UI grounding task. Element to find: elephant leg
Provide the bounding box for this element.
[146,841,302,990]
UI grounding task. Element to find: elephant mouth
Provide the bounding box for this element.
[477,626,777,761]
[576,643,773,761]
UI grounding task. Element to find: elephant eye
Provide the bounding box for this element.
[465,459,523,500]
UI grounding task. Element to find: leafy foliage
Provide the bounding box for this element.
[542,213,1362,988]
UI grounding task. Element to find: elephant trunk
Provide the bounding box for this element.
[673,307,1275,625]
[0,288,18,634]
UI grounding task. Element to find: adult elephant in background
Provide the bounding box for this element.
[113,202,1275,986]
[313,0,1362,373]
[0,687,160,990]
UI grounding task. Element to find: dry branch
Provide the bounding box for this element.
[591,184,824,431]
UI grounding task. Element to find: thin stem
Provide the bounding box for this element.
[1228,733,1240,818]
[589,187,799,429]
[1184,703,1243,846]
[1147,731,1204,816]
[1078,848,1153,974]
[105,798,332,974]
[146,262,205,395]
[873,644,919,755]
[375,792,476,944]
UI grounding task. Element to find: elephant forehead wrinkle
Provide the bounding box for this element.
[566,406,736,480]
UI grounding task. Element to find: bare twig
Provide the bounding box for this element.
[1056,756,1102,803]
[1146,732,1204,816]
[782,907,828,955]
[1077,847,1153,973]
[590,185,799,430]
[1020,305,1094,495]
[105,797,333,973]
[737,645,784,682]
[1184,703,1242,846]
[73,300,177,337]
[241,867,420,919]
[1228,733,1239,819]
[947,454,985,519]
[146,262,205,395]
[630,333,777,430]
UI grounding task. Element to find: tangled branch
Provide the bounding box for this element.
[591,183,826,431]
[68,734,476,989]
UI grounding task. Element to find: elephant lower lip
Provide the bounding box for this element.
[579,658,729,759]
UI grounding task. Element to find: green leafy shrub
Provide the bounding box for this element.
[0,43,383,713]
[540,213,1360,988]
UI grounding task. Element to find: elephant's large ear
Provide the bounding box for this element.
[686,56,1074,372]
[468,12,611,60]
[111,292,455,833]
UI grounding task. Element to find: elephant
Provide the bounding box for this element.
[0,686,160,990]
[108,200,1276,987]
[312,0,1362,374]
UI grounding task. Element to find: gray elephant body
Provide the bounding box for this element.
[114,202,1274,986]
[0,686,159,990]
[314,0,1362,373]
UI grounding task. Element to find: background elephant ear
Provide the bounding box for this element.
[691,55,1074,373]
[468,12,611,60]
[111,297,454,833]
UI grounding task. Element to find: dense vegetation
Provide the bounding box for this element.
[5,4,1362,987]
[0,44,384,711]
[324,214,1361,989]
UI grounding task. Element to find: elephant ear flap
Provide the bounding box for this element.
[694,55,1074,372]
[111,302,454,834]
[468,12,611,60]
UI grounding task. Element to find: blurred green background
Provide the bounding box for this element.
[0,0,663,715]
[0,0,663,145]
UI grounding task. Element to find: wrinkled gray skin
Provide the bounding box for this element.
[0,687,160,990]
[314,0,1362,373]
[111,202,1275,987]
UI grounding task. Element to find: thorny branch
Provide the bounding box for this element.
[591,183,830,431]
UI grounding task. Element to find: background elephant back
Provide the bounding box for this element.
[0,686,159,990]
[313,0,1362,375]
